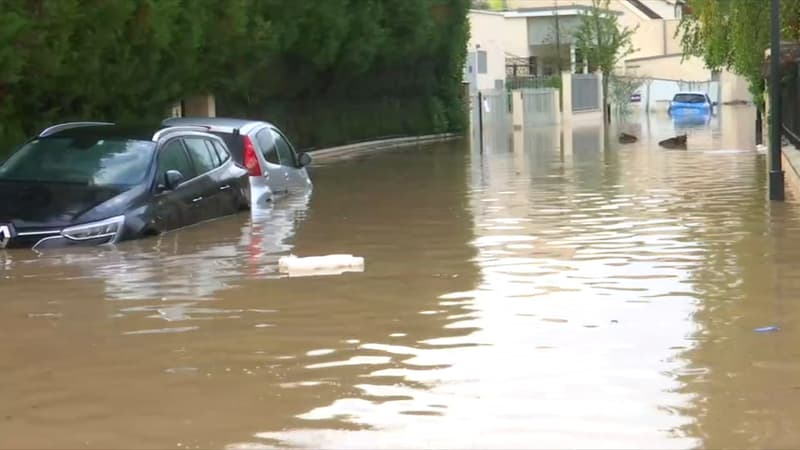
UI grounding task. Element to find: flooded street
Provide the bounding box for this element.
[4,106,800,449]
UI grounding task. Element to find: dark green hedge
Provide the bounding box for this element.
[0,0,469,152]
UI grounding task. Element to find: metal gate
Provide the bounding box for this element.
[521,88,559,126]
[572,74,601,112]
[471,89,512,152]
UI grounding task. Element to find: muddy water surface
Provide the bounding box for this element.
[3,107,800,449]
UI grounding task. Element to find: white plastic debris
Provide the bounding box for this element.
[278,254,365,277]
[756,144,767,154]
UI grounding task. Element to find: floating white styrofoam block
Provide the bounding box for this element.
[278,254,365,277]
[283,266,364,278]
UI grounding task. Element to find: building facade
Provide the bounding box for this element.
[465,0,751,103]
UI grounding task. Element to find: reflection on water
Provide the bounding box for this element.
[2,192,311,303]
[671,111,711,129]
[3,106,800,449]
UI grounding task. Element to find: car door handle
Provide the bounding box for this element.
[192,196,203,203]
[219,185,231,191]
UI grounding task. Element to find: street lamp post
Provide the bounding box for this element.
[769,0,785,201]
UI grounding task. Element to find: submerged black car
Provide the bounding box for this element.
[0,122,250,250]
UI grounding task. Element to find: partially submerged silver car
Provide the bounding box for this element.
[162,117,312,206]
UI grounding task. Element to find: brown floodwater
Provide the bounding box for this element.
[3,106,800,449]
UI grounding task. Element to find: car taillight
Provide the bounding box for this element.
[242,136,262,176]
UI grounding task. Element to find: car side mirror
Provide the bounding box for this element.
[164,170,185,191]
[298,152,312,168]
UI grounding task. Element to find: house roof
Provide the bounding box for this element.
[469,5,623,19]
[625,0,662,19]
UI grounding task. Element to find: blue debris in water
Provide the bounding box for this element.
[754,326,780,333]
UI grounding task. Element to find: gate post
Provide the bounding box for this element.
[512,90,524,129]
[561,71,573,124]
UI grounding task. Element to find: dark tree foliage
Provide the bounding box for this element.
[0,0,469,151]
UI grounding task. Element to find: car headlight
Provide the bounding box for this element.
[62,215,125,243]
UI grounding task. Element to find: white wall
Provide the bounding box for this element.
[624,54,753,104]
[720,70,753,104]
[641,79,718,112]
[626,54,710,81]
[506,0,682,62]
[468,10,530,91]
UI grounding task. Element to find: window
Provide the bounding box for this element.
[0,137,156,186]
[211,132,243,164]
[0,135,155,187]
[477,50,488,74]
[271,129,297,167]
[211,140,230,164]
[672,93,707,104]
[183,138,218,174]
[203,140,222,167]
[255,129,279,165]
[158,140,195,181]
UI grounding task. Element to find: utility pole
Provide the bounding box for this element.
[769,0,785,201]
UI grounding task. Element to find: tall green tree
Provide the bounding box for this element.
[677,0,768,106]
[0,0,469,152]
[677,0,800,107]
[574,0,637,123]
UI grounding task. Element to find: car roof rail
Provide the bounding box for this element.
[152,125,211,141]
[38,121,114,138]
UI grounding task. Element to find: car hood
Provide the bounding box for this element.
[0,181,127,228]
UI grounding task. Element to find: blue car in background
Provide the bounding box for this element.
[667,92,713,116]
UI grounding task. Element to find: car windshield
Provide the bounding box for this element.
[0,137,155,186]
[673,93,706,104]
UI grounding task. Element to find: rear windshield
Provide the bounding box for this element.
[673,93,707,103]
[210,132,243,164]
[0,137,155,186]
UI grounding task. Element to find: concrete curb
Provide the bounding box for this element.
[309,133,463,161]
[781,144,800,197]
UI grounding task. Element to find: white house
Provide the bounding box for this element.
[464,0,751,103]
[465,5,600,91]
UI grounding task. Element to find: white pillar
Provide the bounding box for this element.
[512,90,524,129]
[561,70,572,124]
[582,57,588,74]
[596,71,604,109]
[569,45,576,73]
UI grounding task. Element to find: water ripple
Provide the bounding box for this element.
[6,109,800,449]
